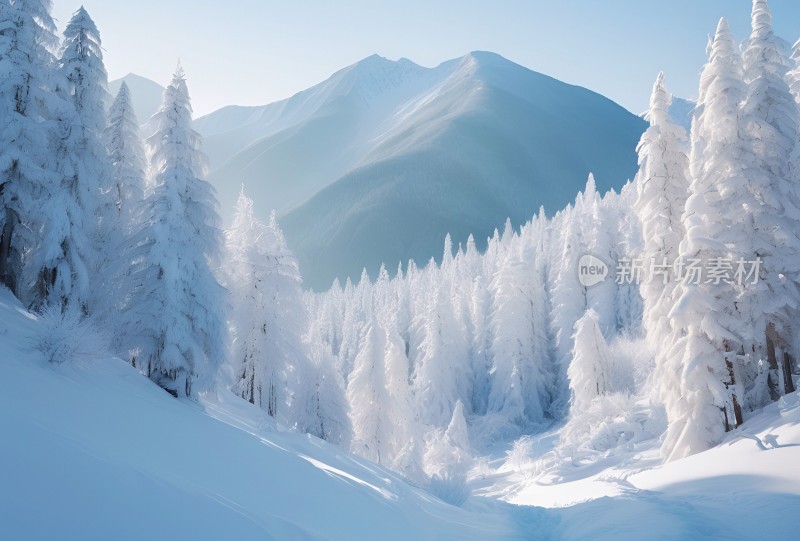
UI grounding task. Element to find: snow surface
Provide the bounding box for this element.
[193,52,646,290]
[0,288,521,540]
[482,393,800,540]
[3,285,799,540]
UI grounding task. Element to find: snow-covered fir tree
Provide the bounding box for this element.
[738,0,800,396]
[411,265,470,428]
[102,81,148,323]
[105,81,147,236]
[634,72,690,413]
[567,309,611,412]
[487,244,551,429]
[224,190,314,426]
[665,17,748,460]
[120,65,225,397]
[0,0,58,299]
[347,323,392,464]
[304,330,352,447]
[32,6,111,312]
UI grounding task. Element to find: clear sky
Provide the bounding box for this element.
[51,0,800,117]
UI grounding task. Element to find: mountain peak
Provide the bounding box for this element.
[338,54,426,101]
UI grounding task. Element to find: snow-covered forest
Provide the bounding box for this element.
[2,0,800,504]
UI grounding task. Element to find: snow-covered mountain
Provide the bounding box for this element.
[667,96,695,131]
[194,52,647,290]
[108,73,165,123]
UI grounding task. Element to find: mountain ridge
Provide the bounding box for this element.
[114,53,648,289]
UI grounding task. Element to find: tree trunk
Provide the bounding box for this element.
[782,352,795,394]
[723,346,744,430]
[0,207,18,293]
[765,324,781,401]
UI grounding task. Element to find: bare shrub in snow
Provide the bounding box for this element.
[559,393,665,456]
[34,306,110,364]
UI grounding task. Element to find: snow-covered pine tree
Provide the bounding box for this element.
[665,18,748,459]
[102,81,148,326]
[304,327,352,447]
[581,175,617,334]
[547,204,586,413]
[31,6,110,312]
[383,318,419,470]
[0,0,58,298]
[347,323,392,464]
[121,65,226,397]
[225,190,313,423]
[225,190,280,414]
[487,245,550,429]
[411,258,470,428]
[739,0,800,396]
[613,181,644,334]
[567,309,611,413]
[105,81,147,235]
[634,73,690,410]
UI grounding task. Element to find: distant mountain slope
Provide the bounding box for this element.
[108,73,165,123]
[198,52,647,289]
[667,97,695,132]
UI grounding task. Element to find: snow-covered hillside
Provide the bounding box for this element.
[0,288,520,540]
[3,284,799,541]
[194,52,646,289]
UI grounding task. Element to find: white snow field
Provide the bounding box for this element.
[2,285,799,540]
[477,392,800,540]
[0,288,520,540]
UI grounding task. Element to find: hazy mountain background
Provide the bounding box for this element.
[112,52,653,290]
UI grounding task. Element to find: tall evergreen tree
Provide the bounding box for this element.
[0,0,58,297]
[487,247,550,428]
[347,323,392,464]
[105,81,146,234]
[738,0,800,395]
[32,6,110,312]
[121,66,226,397]
[634,73,690,410]
[666,18,748,459]
[411,265,470,428]
[225,190,311,422]
[568,309,611,412]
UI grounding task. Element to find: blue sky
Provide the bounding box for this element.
[52,0,800,117]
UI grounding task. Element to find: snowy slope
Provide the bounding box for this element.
[475,392,800,540]
[2,286,799,539]
[0,287,524,540]
[195,52,646,290]
[108,73,165,123]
